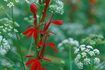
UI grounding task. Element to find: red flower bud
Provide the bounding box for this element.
[52,20,63,25]
[30,3,37,14]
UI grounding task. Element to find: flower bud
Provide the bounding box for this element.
[52,20,63,25]
[30,3,37,14]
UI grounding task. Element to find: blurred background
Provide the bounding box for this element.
[0,0,105,70]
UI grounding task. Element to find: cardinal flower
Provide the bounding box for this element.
[38,40,58,53]
[23,27,39,40]
[26,58,45,70]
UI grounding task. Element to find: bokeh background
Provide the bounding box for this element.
[0,0,105,70]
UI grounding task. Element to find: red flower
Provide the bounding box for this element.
[26,58,45,70]
[38,41,58,53]
[52,20,63,25]
[23,27,38,40]
[30,3,37,14]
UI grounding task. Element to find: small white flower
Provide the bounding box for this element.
[88,51,95,56]
[2,29,7,32]
[94,58,100,64]
[80,45,86,51]
[84,58,90,65]
[7,2,14,8]
[76,62,83,69]
[94,49,100,55]
[0,48,7,55]
[15,0,19,3]
[58,43,63,47]
[0,35,3,41]
[81,52,87,58]
[0,36,10,55]
[85,49,90,52]
[86,45,93,49]
[14,29,18,32]
[49,0,64,14]
[25,0,30,4]
[74,48,79,54]
[76,54,81,59]
[62,39,69,44]
[4,0,8,2]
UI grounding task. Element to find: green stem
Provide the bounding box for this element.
[69,46,72,70]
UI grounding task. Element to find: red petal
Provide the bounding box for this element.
[33,30,38,40]
[26,59,36,66]
[52,20,63,25]
[38,40,44,48]
[30,3,37,14]
[23,28,34,37]
[31,63,37,70]
[47,42,58,53]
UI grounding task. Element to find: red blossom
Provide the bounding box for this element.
[23,27,38,40]
[47,42,58,53]
[52,20,63,25]
[26,58,45,70]
[38,41,58,53]
[30,3,37,14]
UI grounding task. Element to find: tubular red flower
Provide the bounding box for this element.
[30,3,37,14]
[23,27,38,40]
[47,42,58,53]
[52,20,63,25]
[26,58,44,70]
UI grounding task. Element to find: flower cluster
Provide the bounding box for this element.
[58,38,79,51]
[0,35,10,56]
[49,0,64,14]
[4,0,19,8]
[74,44,100,69]
[23,1,63,70]
[0,18,19,38]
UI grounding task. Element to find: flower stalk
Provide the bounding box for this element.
[23,0,63,70]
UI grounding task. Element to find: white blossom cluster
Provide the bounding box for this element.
[0,59,13,67]
[4,0,19,8]
[74,44,100,69]
[0,35,10,55]
[49,0,64,15]
[0,18,19,37]
[58,38,79,51]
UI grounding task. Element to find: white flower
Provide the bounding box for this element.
[62,39,69,44]
[94,49,100,55]
[94,58,100,64]
[88,51,95,56]
[0,35,3,41]
[58,43,63,47]
[14,29,18,32]
[74,48,79,54]
[86,45,93,49]
[49,0,64,14]
[80,45,86,51]
[0,36,10,55]
[0,48,7,55]
[25,0,30,4]
[76,62,83,69]
[81,52,87,58]
[15,0,19,3]
[85,49,90,52]
[7,2,14,8]
[1,59,12,67]
[4,0,7,2]
[76,54,81,59]
[84,58,90,65]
